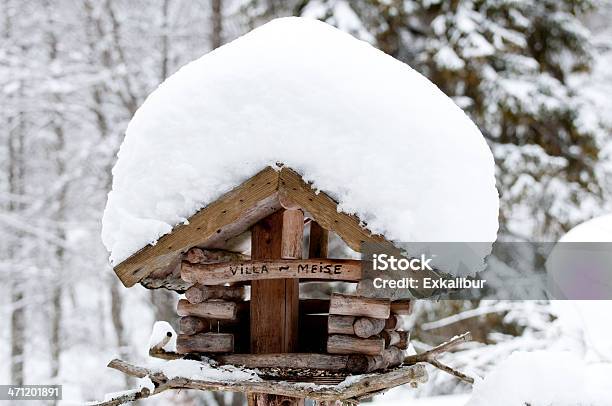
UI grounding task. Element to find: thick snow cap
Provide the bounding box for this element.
[102,17,499,274]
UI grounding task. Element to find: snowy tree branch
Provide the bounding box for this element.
[92,358,427,405]
[403,332,475,384]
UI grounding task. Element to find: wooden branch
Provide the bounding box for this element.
[150,331,173,352]
[90,388,150,406]
[329,293,390,319]
[185,284,245,303]
[181,259,363,285]
[403,332,474,384]
[148,347,183,360]
[177,299,237,320]
[429,359,474,384]
[98,358,427,405]
[177,333,234,354]
[107,359,149,378]
[179,316,210,335]
[214,353,371,372]
[327,335,385,356]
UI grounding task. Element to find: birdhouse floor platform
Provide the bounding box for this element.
[100,357,427,405]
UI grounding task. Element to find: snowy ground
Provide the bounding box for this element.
[372,391,469,406]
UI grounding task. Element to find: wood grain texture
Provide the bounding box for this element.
[250,210,300,354]
[181,259,362,285]
[176,332,234,354]
[329,293,390,319]
[308,221,329,259]
[178,316,210,335]
[176,299,237,320]
[278,168,388,252]
[249,209,303,406]
[185,284,245,303]
[326,335,385,356]
[214,353,361,372]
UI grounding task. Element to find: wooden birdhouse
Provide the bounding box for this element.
[116,166,413,354]
[99,16,498,405]
[111,167,426,396]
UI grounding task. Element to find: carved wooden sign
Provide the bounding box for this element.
[182,259,363,285]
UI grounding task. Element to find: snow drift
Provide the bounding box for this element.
[546,214,612,299]
[101,17,499,274]
[466,351,612,406]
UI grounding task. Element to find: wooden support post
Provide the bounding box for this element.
[249,209,304,406]
[308,221,329,259]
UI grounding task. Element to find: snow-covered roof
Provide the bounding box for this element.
[102,17,499,269]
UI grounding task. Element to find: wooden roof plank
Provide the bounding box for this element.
[113,167,280,287]
[278,167,391,252]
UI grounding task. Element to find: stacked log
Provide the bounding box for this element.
[176,283,249,354]
[176,249,248,355]
[326,293,411,372]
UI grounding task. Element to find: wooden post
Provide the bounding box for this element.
[249,209,304,406]
[308,221,328,259]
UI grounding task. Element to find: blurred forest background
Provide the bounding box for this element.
[1,0,611,404]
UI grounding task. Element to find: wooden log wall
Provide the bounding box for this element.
[326,293,412,372]
[176,250,251,354]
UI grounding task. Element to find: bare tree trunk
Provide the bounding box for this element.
[110,277,132,386]
[81,2,133,388]
[7,83,26,387]
[230,392,246,406]
[10,285,25,385]
[43,4,66,390]
[6,1,26,385]
[211,0,223,49]
[160,0,170,81]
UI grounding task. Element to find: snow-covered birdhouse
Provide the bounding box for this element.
[101,17,498,403]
